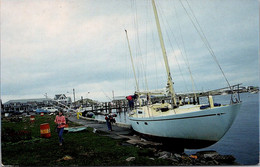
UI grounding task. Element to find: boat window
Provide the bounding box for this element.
[144,122,148,125]
[138,111,143,114]
[136,122,139,124]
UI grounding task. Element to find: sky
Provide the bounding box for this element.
[1,0,259,103]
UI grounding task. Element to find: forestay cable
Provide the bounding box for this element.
[180,0,232,91]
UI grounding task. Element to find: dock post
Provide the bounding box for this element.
[105,102,108,113]
[197,96,200,105]
[108,102,112,113]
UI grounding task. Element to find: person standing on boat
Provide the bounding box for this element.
[126,95,134,110]
[54,111,66,146]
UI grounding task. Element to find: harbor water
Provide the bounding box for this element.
[95,92,259,165]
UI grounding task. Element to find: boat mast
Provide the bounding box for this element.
[125,30,143,107]
[125,30,140,92]
[151,0,177,107]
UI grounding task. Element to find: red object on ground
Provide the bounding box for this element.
[40,123,51,138]
[40,112,44,116]
[30,115,35,123]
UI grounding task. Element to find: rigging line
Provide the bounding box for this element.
[172,0,198,95]
[134,0,149,91]
[144,0,149,91]
[181,0,232,90]
[145,1,149,91]
[132,0,144,90]
[131,0,141,89]
[101,89,112,101]
[185,0,231,90]
[151,19,159,90]
[156,3,190,93]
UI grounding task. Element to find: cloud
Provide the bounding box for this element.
[1,0,259,103]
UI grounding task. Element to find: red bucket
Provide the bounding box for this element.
[40,112,44,116]
[30,115,35,123]
[40,123,51,138]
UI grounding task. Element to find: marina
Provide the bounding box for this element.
[1,92,258,165]
[72,92,260,164]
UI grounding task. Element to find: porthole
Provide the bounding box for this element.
[136,122,139,124]
[144,122,148,125]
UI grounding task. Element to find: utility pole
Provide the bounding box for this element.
[81,96,83,106]
[73,88,75,102]
[112,90,114,100]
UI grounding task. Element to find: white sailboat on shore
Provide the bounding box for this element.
[126,0,241,143]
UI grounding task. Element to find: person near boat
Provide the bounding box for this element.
[54,111,66,146]
[105,114,116,131]
[126,94,137,110]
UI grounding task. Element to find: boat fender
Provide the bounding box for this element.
[200,105,210,110]
[161,107,169,112]
[214,103,221,107]
[200,103,221,110]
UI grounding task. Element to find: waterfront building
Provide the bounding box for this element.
[3,98,53,113]
[54,94,72,105]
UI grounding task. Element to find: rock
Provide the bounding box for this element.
[174,153,182,159]
[168,156,179,163]
[63,155,73,160]
[140,138,146,142]
[126,157,136,162]
[206,160,215,165]
[196,150,219,160]
[57,155,73,161]
[157,151,171,157]
[200,160,206,164]
[213,160,220,165]
[214,155,236,163]
[159,154,169,159]
[181,155,192,163]
[148,158,155,160]
[148,147,157,153]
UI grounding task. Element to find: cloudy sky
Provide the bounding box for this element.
[1,0,259,103]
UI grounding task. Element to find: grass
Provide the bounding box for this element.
[1,115,172,166]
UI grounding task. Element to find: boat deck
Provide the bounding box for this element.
[131,103,225,118]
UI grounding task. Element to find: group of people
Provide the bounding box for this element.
[54,110,118,146]
[53,94,138,146]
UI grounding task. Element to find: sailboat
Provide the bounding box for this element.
[126,0,241,143]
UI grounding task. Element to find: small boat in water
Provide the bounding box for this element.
[36,107,58,113]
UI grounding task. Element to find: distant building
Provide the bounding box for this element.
[54,94,72,105]
[3,98,53,113]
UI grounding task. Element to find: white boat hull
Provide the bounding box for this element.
[129,103,241,141]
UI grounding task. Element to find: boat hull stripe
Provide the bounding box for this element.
[129,113,225,122]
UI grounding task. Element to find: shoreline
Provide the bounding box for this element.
[69,115,239,165]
